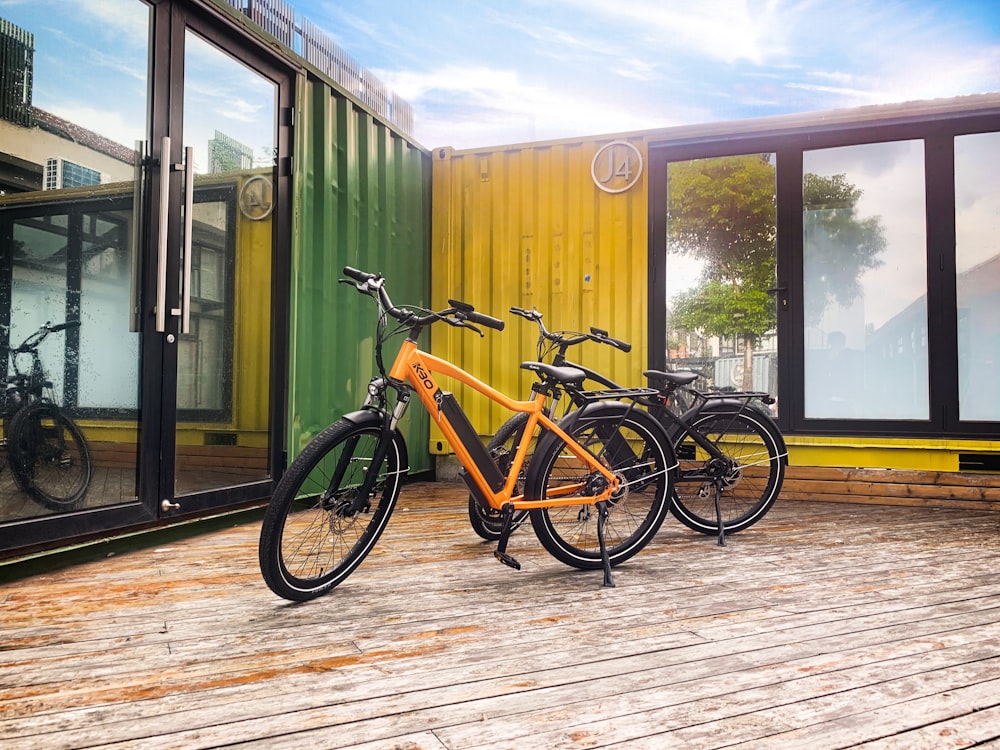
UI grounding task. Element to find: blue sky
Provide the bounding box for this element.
[291,0,1000,150]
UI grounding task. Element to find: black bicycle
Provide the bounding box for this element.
[469,307,787,546]
[2,321,92,510]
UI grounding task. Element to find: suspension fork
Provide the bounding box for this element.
[329,381,411,512]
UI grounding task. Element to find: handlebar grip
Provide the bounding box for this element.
[589,326,631,353]
[509,306,540,321]
[342,266,377,283]
[465,310,505,331]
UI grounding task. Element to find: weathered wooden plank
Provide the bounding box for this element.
[849,703,1000,749]
[1,482,999,749]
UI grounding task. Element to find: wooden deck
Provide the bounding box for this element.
[2,481,1000,749]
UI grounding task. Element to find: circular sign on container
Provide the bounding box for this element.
[239,175,274,220]
[591,140,643,194]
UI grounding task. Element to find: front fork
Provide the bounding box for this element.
[331,379,411,514]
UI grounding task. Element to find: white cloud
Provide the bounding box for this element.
[47,104,141,148]
[553,0,802,65]
[69,0,150,42]
[381,65,681,148]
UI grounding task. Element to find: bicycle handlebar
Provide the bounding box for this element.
[48,320,81,333]
[12,320,80,353]
[588,326,631,353]
[342,266,378,284]
[447,299,505,332]
[342,266,504,332]
[510,305,631,354]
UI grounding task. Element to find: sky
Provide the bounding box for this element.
[290,0,1000,150]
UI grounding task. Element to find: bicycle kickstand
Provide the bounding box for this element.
[596,501,616,588]
[714,481,727,547]
[493,503,521,571]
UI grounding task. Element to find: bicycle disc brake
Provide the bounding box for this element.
[322,487,371,517]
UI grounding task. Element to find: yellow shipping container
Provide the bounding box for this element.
[429,136,651,451]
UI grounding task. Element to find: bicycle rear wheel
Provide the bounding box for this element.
[670,408,784,535]
[528,403,672,570]
[8,402,91,510]
[258,417,406,601]
[468,413,531,541]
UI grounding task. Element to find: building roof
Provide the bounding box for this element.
[32,108,136,165]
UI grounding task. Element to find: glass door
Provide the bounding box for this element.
[151,5,287,517]
[0,0,290,553]
[0,0,151,535]
[663,154,780,408]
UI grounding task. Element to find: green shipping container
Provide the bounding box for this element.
[289,72,432,473]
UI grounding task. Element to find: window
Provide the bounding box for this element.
[665,154,778,400]
[955,132,1000,422]
[802,141,928,421]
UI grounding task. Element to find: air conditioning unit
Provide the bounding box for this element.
[43,157,105,190]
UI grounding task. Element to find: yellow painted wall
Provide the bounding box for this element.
[429,137,651,449]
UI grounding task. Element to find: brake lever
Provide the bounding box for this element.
[445,316,484,337]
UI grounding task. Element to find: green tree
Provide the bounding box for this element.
[668,157,886,390]
[668,154,776,390]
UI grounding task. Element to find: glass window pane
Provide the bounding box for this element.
[1,0,150,521]
[665,154,779,409]
[955,131,1000,422]
[803,140,928,420]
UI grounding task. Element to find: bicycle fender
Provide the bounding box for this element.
[681,400,788,463]
[524,401,672,501]
[339,407,410,453]
[340,407,388,427]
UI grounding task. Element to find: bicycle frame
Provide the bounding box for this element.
[387,338,621,511]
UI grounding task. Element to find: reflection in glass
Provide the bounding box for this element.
[956,132,1000,422]
[803,141,927,420]
[665,154,779,408]
[0,0,149,522]
[174,31,275,496]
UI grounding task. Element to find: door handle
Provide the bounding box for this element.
[155,135,170,332]
[129,140,147,332]
[180,145,194,334]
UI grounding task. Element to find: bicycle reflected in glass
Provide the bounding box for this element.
[2,320,92,510]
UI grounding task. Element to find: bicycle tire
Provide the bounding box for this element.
[527,402,673,570]
[8,402,91,510]
[467,412,531,541]
[670,408,784,535]
[258,417,407,601]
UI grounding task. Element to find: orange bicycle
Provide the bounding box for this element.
[258,268,677,601]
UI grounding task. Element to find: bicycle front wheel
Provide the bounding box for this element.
[528,404,672,570]
[671,409,784,535]
[468,412,531,541]
[8,402,91,510]
[258,418,407,601]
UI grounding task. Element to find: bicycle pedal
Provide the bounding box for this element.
[494,550,521,570]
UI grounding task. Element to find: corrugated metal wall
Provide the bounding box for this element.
[290,73,431,471]
[430,138,650,448]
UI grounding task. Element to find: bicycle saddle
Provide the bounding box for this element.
[521,361,587,385]
[644,369,700,387]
